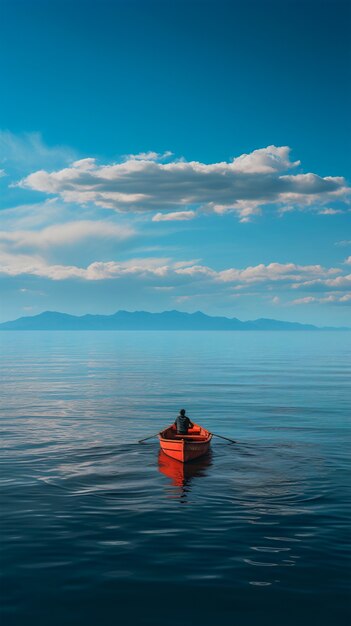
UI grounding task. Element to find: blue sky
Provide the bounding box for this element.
[0,0,350,324]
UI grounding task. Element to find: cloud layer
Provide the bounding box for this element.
[0,257,338,282]
[2,230,350,308]
[2,135,350,320]
[19,146,350,221]
[1,233,350,309]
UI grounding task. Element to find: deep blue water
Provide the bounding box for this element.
[0,331,350,626]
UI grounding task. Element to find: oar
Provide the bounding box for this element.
[138,433,159,443]
[212,433,237,444]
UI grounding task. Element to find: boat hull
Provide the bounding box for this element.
[158,423,212,463]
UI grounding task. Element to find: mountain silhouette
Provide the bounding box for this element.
[0,310,348,331]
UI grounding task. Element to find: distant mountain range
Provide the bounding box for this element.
[0,310,349,331]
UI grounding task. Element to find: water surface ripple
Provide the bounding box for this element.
[0,331,350,626]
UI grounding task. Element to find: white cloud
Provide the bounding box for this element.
[0,221,134,251]
[292,294,351,305]
[0,254,173,281]
[292,274,351,290]
[18,145,350,221]
[152,211,196,222]
[344,256,351,265]
[71,158,97,170]
[215,262,340,284]
[230,145,300,173]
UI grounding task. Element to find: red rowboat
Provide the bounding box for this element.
[158,423,212,463]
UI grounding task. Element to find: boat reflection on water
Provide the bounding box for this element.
[158,449,212,499]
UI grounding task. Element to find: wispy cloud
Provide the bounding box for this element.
[0,221,134,250]
[318,208,344,215]
[18,145,350,221]
[0,130,75,174]
[152,211,196,222]
[123,151,173,161]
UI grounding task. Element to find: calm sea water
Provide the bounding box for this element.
[0,331,350,626]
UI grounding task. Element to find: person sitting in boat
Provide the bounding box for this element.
[175,409,194,434]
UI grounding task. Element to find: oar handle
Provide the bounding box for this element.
[212,432,237,444]
[138,433,159,443]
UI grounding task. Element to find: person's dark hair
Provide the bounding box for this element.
[180,408,186,415]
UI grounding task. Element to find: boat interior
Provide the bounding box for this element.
[161,424,211,442]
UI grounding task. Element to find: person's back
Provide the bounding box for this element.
[175,409,193,434]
